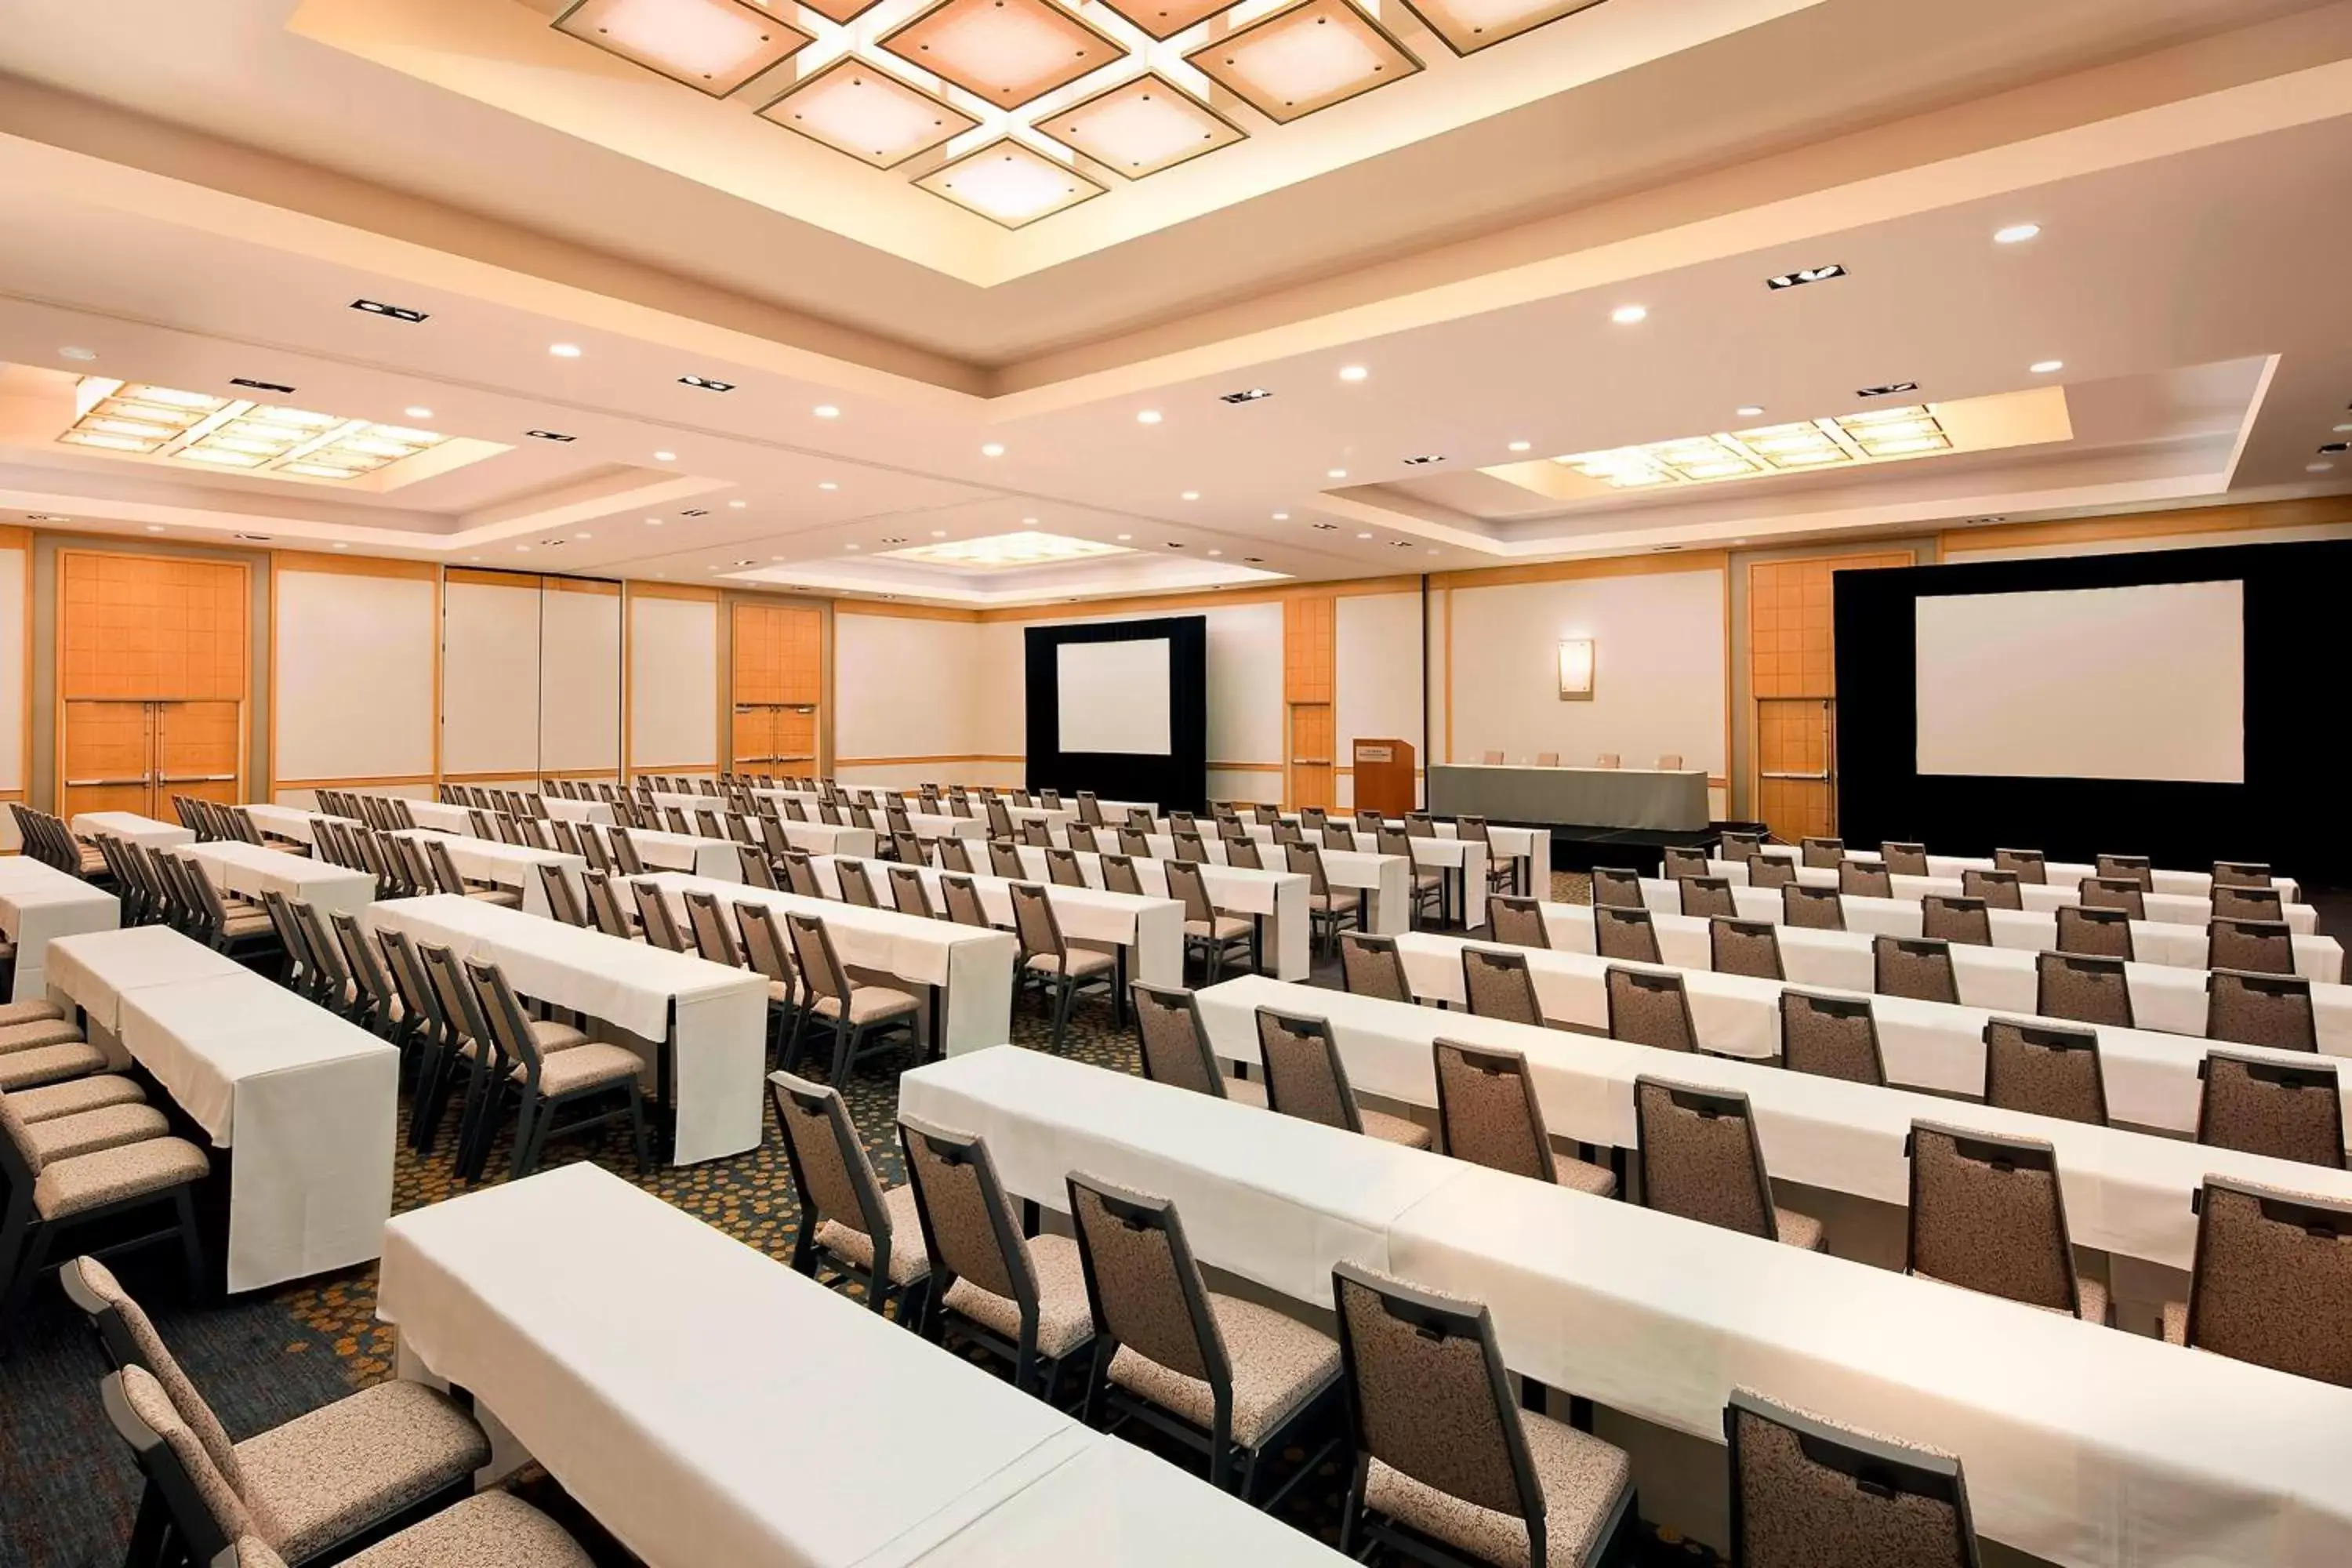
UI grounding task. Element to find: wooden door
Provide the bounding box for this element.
[1755,698,1835,841]
[731,601,821,772]
[1747,552,1910,840]
[730,705,778,771]
[156,701,242,808]
[60,700,154,818]
[1284,595,1336,810]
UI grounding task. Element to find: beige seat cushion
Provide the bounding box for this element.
[34,1136,209,1219]
[220,911,275,936]
[526,1043,642,1097]
[812,985,920,1025]
[814,1181,931,1287]
[0,1040,108,1092]
[2,1018,85,1054]
[26,1102,171,1165]
[332,1492,592,1568]
[1773,1208,1826,1252]
[1221,1075,1269,1109]
[1109,1294,1340,1448]
[1366,1405,1632,1568]
[1186,916,1253,942]
[0,1000,67,1027]
[528,1019,588,1052]
[466,888,525,907]
[3,1073,144,1123]
[1556,1157,1618,1198]
[941,1232,1094,1359]
[2161,1299,2188,1345]
[1025,949,1116,979]
[767,979,793,1004]
[240,1381,492,1563]
[1359,1109,1433,1151]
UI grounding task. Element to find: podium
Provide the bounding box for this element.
[1351,737,1417,816]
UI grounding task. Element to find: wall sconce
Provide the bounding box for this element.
[1557,638,1595,701]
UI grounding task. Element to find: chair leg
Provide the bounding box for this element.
[124,1482,172,1568]
[1050,979,1073,1053]
[628,1084,651,1174]
[831,1021,860,1085]
[1080,1340,1112,1429]
[782,1007,811,1073]
[1,1221,55,1335]
[510,1090,540,1180]
[172,1188,205,1301]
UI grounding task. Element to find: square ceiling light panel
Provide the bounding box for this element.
[878,0,1127,112]
[1394,0,1604,56]
[58,379,448,478]
[1043,73,1246,179]
[759,57,980,168]
[916,139,1107,227]
[1184,0,1422,125]
[1094,0,1244,43]
[880,530,1134,569]
[794,0,893,27]
[553,0,812,96]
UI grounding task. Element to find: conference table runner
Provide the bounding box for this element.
[179,840,376,916]
[806,854,1184,989]
[69,810,196,849]
[1695,858,2321,934]
[365,895,766,1164]
[0,853,121,1003]
[43,927,396,1292]
[900,1046,2352,1568]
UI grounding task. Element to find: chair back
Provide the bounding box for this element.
[575,869,630,939]
[629,879,685,950]
[1905,1122,2080,1314]
[1780,990,1884,1084]
[785,913,853,1006]
[835,858,880,908]
[537,863,588,927]
[2055,904,2133,960]
[2078,877,2145,919]
[1607,967,1697,1051]
[1726,1389,1980,1568]
[1254,1006,1365,1133]
[1100,853,1145,897]
[1221,835,1261,869]
[1043,848,1087,888]
[733,844,779,889]
[682,890,744,966]
[1488,896,1549,948]
[1984,1018,2108,1125]
[329,910,397,1023]
[1007,881,1068,965]
[1960,868,2023,910]
[987,840,1026,878]
[1133,983,1225,1097]
[898,1113,1036,1312]
[1719,830,1763,862]
[1076,790,1103,826]
[292,899,351,1008]
[100,1369,252,1566]
[1067,822,1099,853]
[1461,946,1543,1027]
[416,942,488,1064]
[2208,968,2318,1053]
[2210,917,2294,976]
[257,889,310,991]
[1799,837,1844,869]
[1748,856,1797,891]
[1921,895,1991,946]
[1872,935,1957,1004]
[938,873,992,930]
[766,1072,895,1268]
[1780,884,1845,931]
[936,837,975,875]
[2212,861,2271,889]
[2212,884,2284,922]
[423,836,470,896]
[887,864,934,917]
[1432,1042,1554,1182]
[2095,853,2153,891]
[1338,932,1410,1002]
[1660,846,1708,880]
[1165,858,1218,924]
[607,826,648,877]
[1066,1173,1226,1391]
[1710,917,1783,981]
[1593,905,1661,964]
[1591,867,1643,909]
[1635,1078,1779,1239]
[782,851,823,898]
[464,958,553,1087]
[2034,951,2132,1028]
[2196,1048,2342,1167]
[727,902,792,994]
[2178,1178,2352,1385]
[1838,860,1893,898]
[1679,877,1737,920]
[1331,1263,1543,1530]
[1992,848,2045,884]
[1879,841,1930,877]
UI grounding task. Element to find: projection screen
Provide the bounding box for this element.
[1913,579,2245,783]
[1055,637,1173,755]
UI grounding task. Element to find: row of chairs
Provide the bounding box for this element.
[6,803,109,880]
[1478,750,1685,771]
[1728,835,2277,893]
[773,1064,1981,1563]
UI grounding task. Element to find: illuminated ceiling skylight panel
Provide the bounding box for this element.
[881,529,1133,568]
[1042,73,1245,178]
[1184,0,1422,124]
[57,378,448,481]
[915,138,1105,227]
[1395,0,1603,56]
[758,58,978,168]
[1094,0,1243,42]
[878,0,1127,112]
[554,0,812,97]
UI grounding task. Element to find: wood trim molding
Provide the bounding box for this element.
[446,568,544,590]
[0,524,31,548]
[627,582,724,602]
[1940,496,2352,554]
[270,550,437,580]
[973,575,1423,623]
[1208,760,1284,773]
[547,576,622,597]
[836,601,984,623]
[272,772,437,788]
[834,752,1025,767]
[1432,550,1730,592]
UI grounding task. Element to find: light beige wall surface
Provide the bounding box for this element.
[272,564,436,786]
[539,586,622,775]
[441,575,543,777]
[627,590,719,772]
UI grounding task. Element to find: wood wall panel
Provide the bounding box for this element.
[731,601,823,770]
[1284,594,1337,809]
[59,553,247,701]
[1747,552,1909,839]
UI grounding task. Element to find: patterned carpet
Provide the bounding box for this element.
[2,868,1727,1568]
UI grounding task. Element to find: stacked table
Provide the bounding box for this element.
[365,895,765,1163]
[390,829,584,918]
[1,854,122,1002]
[44,925,396,1292]
[177,840,376,916]
[900,1046,2352,1568]
[69,811,195,849]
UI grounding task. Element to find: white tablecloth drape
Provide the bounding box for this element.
[539,795,615,826]
[241,804,358,847]
[995,845,1311,982]
[1700,859,2321,935]
[391,830,583,918]
[1762,843,2303,903]
[1,855,122,1002]
[365,895,765,1164]
[402,800,480,836]
[808,855,1183,988]
[773,820,878,858]
[69,811,196,849]
[898,1046,2352,1568]
[618,827,743,880]
[42,924,243,1032]
[1120,834,1414,935]
[178,840,376,916]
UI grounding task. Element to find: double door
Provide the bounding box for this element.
[60,699,242,820]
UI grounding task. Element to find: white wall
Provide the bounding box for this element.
[834,612,984,772]
[1443,568,1726,777]
[1,539,27,799]
[441,575,543,776]
[539,585,622,774]
[1336,591,1424,807]
[272,565,437,787]
[627,591,717,772]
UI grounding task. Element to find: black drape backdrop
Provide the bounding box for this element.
[1023,616,1209,811]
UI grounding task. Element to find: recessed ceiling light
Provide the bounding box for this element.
[931,529,949,538]
[1426,547,1439,554]
[1181,490,1200,500]
[1356,532,1373,539]
[814,405,840,419]
[645,518,664,526]
[1338,365,1369,383]
[1736,406,1765,418]
[1994,223,2042,245]
[332,543,350,550]
[404,405,434,419]
[2309,463,2336,474]
[1327,469,1347,479]
[575,532,593,539]
[1610,305,1647,325]
[526,430,576,442]
[1272,512,1289,521]
[350,299,428,322]
[549,343,583,358]
[728,499,746,508]
[917,137,1105,227]
[516,545,532,552]
[1022,517,1039,524]
[1184,0,1420,123]
[818,481,839,491]
[1137,410,1163,424]
[1116,533,1132,540]
[1507,441,1532,453]
[679,375,735,392]
[1220,388,1272,404]
[981,443,1005,457]
[1766,263,1846,290]
[2029,360,2063,375]
[845,543,861,550]
[60,347,98,361]
[654,450,677,462]
[144,524,165,533]
[1207,549,1223,556]
[2334,423,2352,434]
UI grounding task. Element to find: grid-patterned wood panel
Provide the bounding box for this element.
[731,601,823,770]
[158,700,242,806]
[1283,596,1335,704]
[60,553,248,701]
[1748,552,1909,840]
[60,700,151,817]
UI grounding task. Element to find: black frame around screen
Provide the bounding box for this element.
[1023,615,1209,811]
[1835,539,2348,882]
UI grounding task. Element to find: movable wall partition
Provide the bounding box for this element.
[440,568,622,789]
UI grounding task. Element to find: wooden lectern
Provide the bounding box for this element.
[1352,737,1417,816]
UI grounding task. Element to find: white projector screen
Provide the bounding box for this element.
[1058,637,1173,755]
[1914,580,2245,783]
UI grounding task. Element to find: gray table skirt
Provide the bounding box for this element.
[1428,764,1710,832]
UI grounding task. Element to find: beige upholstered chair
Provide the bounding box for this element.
[1606,967,1697,1053]
[1679,877,1738,920]
[1592,906,1661,965]
[886,864,935,917]
[1984,1018,2108,1126]
[1099,852,1145,897]
[1920,894,1991,947]
[630,878,688,951]
[1872,935,1958,1005]
[1878,841,1930,877]
[1592,753,1620,769]
[2078,877,2146,919]
[2159,1177,2352,1385]
[217,1494,593,1568]
[1462,946,1546,1029]
[1589,867,1643,910]
[1725,1389,1979,1568]
[1009,881,1115,1051]
[2209,917,2294,976]
[935,837,976,875]
[1255,1007,1432,1149]
[2212,860,2272,889]
[1748,856,1798,892]
[1710,918,1783,982]
[1780,884,1845,931]
[1779,990,1885,1085]
[1654,753,1683,770]
[1481,750,1505,764]
[1432,1042,1616,1196]
[2197,1048,2343,1167]
[1489,896,1550,949]
[1333,1262,1635,1568]
[1992,848,2045,884]
[71,1257,490,1567]
[1174,858,1257,979]
[459,956,645,1181]
[783,913,921,1083]
[1535,752,1561,767]
[1718,830,1764,863]
[2095,853,2153,891]
[1131,982,1262,1105]
[1961,869,2023,910]
[988,840,1027,878]
[1068,1173,1344,1504]
[899,1114,1094,1399]
[1634,1079,1822,1250]
[2035,952,2133,1029]
[576,869,638,940]
[2207,968,2318,1053]
[2054,904,2132,960]
[1905,1122,2107,1323]
[767,1072,929,1318]
[1338,932,1413,1004]
[732,901,799,1048]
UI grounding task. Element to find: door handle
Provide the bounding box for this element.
[1759,771,1831,781]
[158,773,238,783]
[66,776,151,787]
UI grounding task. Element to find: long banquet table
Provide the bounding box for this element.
[1429,760,1711,831]
[365,895,765,1163]
[1690,858,2322,935]
[1255,813,1550,895]
[1189,818,1509,920]
[178,840,376,916]
[1759,842,2304,903]
[1105,831,1417,934]
[44,926,395,1292]
[391,829,583,918]
[1,853,121,1002]
[993,844,1311,982]
[377,1164,1346,1568]
[899,1045,2352,1568]
[69,810,196,849]
[241,803,358,848]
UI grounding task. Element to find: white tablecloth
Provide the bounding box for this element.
[241,804,358,847]
[1,855,122,1002]
[376,1165,1098,1568]
[618,827,743,880]
[392,830,584,919]
[1769,844,2303,903]
[997,845,1311,982]
[1250,815,1546,893]
[1123,833,1415,936]
[365,895,765,1164]
[1701,859,2321,935]
[539,794,616,826]
[773,820,879,858]
[47,926,394,1292]
[809,855,1184,988]
[69,811,195,849]
[902,811,990,843]
[179,840,376,916]
[641,873,1015,1058]
[403,800,481,835]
